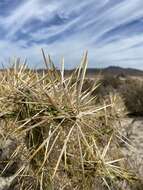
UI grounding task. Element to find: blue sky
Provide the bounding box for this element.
[0,0,143,69]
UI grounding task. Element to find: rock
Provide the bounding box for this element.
[0,137,21,190]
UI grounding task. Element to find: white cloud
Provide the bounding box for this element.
[1,0,59,37]
[0,0,143,69]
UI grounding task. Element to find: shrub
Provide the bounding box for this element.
[120,78,143,115]
[90,74,124,102]
[100,74,123,90]
[96,75,143,116]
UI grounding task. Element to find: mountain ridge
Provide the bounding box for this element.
[33,66,143,77]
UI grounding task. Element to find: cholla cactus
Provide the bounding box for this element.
[0,52,139,190]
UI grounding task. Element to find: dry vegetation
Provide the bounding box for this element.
[121,78,143,116]
[0,52,142,190]
[98,74,143,116]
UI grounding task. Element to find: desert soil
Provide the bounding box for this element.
[120,117,143,178]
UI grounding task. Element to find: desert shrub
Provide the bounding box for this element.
[120,78,143,115]
[0,52,139,190]
[91,74,124,101]
[100,74,123,90]
[96,75,143,116]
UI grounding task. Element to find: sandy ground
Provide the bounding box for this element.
[120,117,143,178]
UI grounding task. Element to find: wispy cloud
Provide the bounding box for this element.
[0,0,143,69]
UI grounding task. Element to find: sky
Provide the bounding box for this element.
[0,0,143,69]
